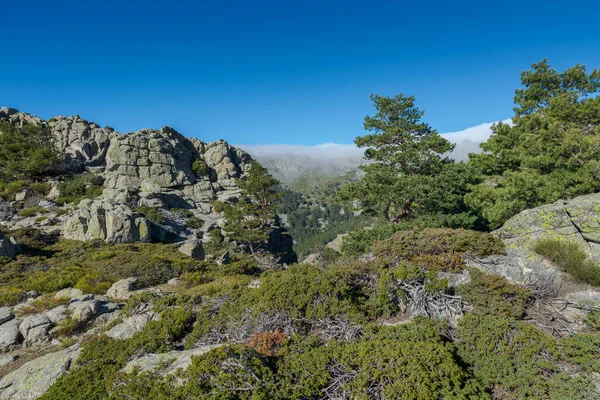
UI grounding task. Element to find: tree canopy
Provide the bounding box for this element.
[337,94,478,225]
[465,60,600,228]
[220,161,282,253]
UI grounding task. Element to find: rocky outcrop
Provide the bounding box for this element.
[0,320,21,352]
[62,199,151,244]
[0,346,80,399]
[0,234,17,259]
[495,193,600,260]
[0,199,14,222]
[106,314,155,340]
[469,193,600,285]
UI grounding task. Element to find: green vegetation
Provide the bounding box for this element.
[136,205,165,225]
[465,60,600,228]
[191,158,210,177]
[18,206,48,217]
[336,94,480,226]
[56,174,104,205]
[0,121,63,181]
[220,161,283,253]
[534,237,600,285]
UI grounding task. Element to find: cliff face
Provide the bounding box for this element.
[0,107,295,261]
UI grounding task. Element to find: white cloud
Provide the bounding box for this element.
[237,118,511,163]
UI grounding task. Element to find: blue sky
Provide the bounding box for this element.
[1,0,599,145]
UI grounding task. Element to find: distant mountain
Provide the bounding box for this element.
[239,144,364,184]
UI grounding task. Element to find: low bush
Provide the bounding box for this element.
[372,228,504,272]
[534,238,600,286]
[0,180,27,200]
[191,158,210,177]
[136,206,165,225]
[56,175,103,205]
[18,206,49,217]
[29,182,52,195]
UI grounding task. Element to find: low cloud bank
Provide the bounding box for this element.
[238,119,511,163]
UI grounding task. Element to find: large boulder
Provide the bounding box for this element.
[62,199,151,244]
[0,234,16,259]
[0,199,14,221]
[19,314,52,345]
[0,346,81,399]
[495,192,600,260]
[469,193,600,284]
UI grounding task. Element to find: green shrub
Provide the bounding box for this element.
[29,182,52,195]
[534,238,600,286]
[56,175,103,205]
[457,314,592,399]
[191,158,210,177]
[75,271,112,294]
[212,200,225,213]
[458,269,532,318]
[18,206,48,217]
[371,228,504,272]
[54,317,84,337]
[186,216,203,229]
[0,180,26,200]
[585,310,600,330]
[558,333,600,373]
[136,206,165,225]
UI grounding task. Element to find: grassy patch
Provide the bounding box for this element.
[534,238,600,286]
[18,206,48,217]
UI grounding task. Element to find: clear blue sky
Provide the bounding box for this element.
[1,0,599,145]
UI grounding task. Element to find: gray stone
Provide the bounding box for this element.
[122,345,221,375]
[0,346,81,399]
[565,290,600,307]
[0,354,18,368]
[45,305,68,325]
[0,320,21,352]
[0,199,14,221]
[19,314,52,345]
[0,307,13,325]
[62,199,151,244]
[179,239,205,260]
[54,287,85,300]
[106,314,154,340]
[68,299,101,323]
[167,278,182,286]
[106,277,139,300]
[0,234,16,259]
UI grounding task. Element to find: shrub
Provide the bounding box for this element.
[534,238,600,286]
[585,310,600,330]
[54,317,83,337]
[372,228,505,272]
[247,330,286,356]
[56,175,103,205]
[75,271,112,294]
[29,182,52,195]
[186,216,203,229]
[458,269,532,318]
[457,314,589,399]
[136,206,165,225]
[191,158,210,177]
[0,180,26,201]
[558,333,600,373]
[18,206,48,217]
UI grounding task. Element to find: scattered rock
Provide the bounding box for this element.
[68,299,101,323]
[19,314,52,345]
[0,320,21,352]
[106,314,155,340]
[167,278,182,286]
[122,345,222,375]
[106,277,139,300]
[45,305,68,325]
[302,253,322,265]
[0,307,13,325]
[0,199,14,221]
[179,238,205,260]
[54,287,86,300]
[0,346,81,399]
